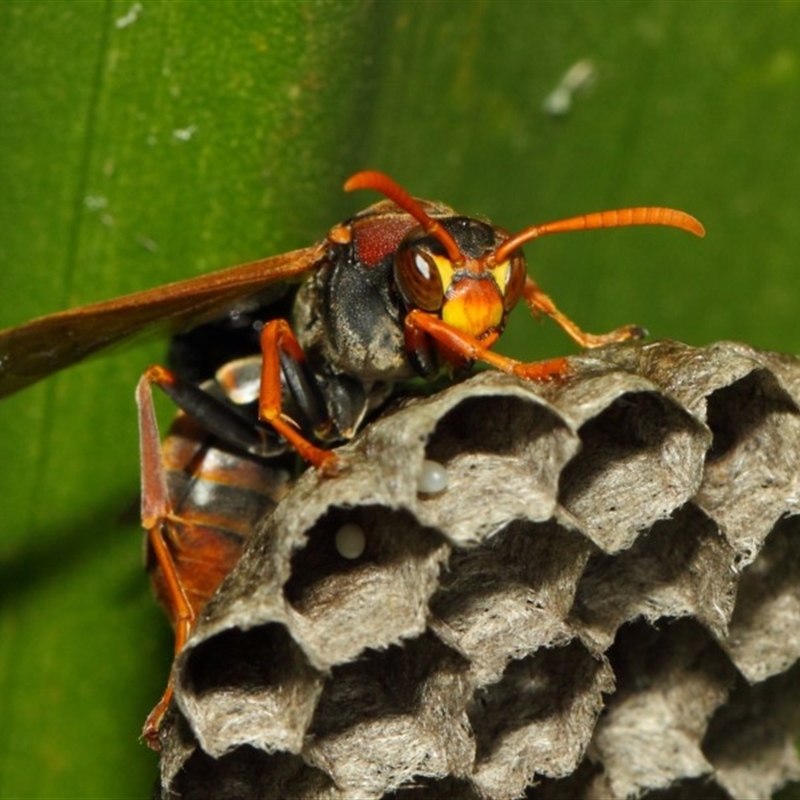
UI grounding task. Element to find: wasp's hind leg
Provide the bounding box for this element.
[135,364,279,749]
[135,370,197,750]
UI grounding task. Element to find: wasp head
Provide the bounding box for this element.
[392,220,526,345]
[343,170,705,350]
[344,170,530,344]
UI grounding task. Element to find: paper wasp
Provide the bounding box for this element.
[0,170,705,746]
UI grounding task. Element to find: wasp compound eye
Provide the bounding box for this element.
[395,241,445,312]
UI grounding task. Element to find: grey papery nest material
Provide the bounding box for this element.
[156,340,800,800]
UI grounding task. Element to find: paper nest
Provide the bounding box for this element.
[155,340,800,799]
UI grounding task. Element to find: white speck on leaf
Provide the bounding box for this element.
[173,125,197,142]
[84,195,108,211]
[543,59,596,117]
[115,3,142,29]
[136,235,159,253]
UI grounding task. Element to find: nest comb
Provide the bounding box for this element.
[155,340,800,800]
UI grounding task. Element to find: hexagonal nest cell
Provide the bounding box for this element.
[156,341,800,799]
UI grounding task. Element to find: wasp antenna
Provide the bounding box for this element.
[345,171,465,265]
[494,206,706,264]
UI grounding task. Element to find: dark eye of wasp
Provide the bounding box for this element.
[502,253,527,312]
[394,239,446,312]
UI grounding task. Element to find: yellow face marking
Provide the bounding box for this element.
[428,253,510,338]
[430,254,455,294]
[441,279,505,338]
[432,254,513,301]
[489,261,512,297]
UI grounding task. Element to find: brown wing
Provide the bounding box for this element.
[0,242,327,398]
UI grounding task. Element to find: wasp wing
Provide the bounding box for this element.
[0,242,327,398]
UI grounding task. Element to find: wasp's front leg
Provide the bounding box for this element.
[257,319,339,474]
[522,277,647,349]
[404,309,571,382]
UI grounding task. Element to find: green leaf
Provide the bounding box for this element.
[0,1,377,795]
[3,1,800,795]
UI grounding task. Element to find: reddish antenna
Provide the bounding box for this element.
[494,207,706,264]
[345,171,465,265]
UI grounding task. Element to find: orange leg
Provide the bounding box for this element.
[522,277,646,348]
[405,309,570,381]
[136,368,197,750]
[258,320,338,473]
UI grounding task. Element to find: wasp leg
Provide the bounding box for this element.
[135,371,196,750]
[405,309,570,381]
[258,319,338,473]
[522,277,647,348]
[140,364,274,456]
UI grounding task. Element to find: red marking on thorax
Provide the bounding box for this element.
[353,215,418,267]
